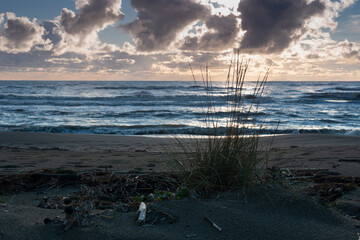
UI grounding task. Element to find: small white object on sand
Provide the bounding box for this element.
[137,202,147,225]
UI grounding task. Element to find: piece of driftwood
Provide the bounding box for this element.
[204,217,222,232]
[285,176,315,180]
[137,202,147,225]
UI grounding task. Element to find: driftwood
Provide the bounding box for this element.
[155,209,177,223]
[269,167,360,203]
[204,217,222,232]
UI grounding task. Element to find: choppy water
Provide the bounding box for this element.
[0,81,359,135]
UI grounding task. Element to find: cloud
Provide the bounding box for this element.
[0,13,4,25]
[60,0,124,36]
[56,0,124,54]
[208,0,239,11]
[45,57,83,64]
[0,50,52,69]
[41,20,63,46]
[238,0,325,53]
[279,30,360,66]
[181,13,240,51]
[0,0,359,81]
[307,0,356,31]
[122,0,210,51]
[0,12,46,53]
[116,58,135,64]
[339,40,360,60]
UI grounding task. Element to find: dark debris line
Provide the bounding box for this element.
[1,168,359,229]
[1,168,359,205]
[0,169,178,200]
[0,170,179,210]
[0,169,181,230]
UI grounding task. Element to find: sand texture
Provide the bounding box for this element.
[0,132,359,175]
[0,132,359,239]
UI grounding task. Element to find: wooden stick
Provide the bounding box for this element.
[204,217,222,232]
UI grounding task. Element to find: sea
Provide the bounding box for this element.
[0,81,359,136]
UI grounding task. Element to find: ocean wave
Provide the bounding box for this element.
[1,81,359,137]
[0,93,272,107]
[94,85,184,90]
[42,110,72,115]
[134,91,154,97]
[83,111,182,119]
[93,84,219,91]
[1,125,358,136]
[0,93,211,101]
[319,119,341,123]
[39,109,268,119]
[299,92,360,102]
[94,86,181,90]
[334,87,360,91]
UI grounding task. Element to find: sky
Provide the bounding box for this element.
[0,0,359,81]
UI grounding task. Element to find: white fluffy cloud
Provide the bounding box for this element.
[0,13,4,24]
[307,0,356,31]
[60,0,124,36]
[54,0,124,55]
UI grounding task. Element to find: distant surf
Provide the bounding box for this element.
[0,81,359,136]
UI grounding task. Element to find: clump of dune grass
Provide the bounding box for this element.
[172,55,270,195]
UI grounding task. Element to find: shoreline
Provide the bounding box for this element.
[1,131,360,147]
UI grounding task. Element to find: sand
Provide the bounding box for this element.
[0,132,359,175]
[1,192,358,240]
[0,132,359,239]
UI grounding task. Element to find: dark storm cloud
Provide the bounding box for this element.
[200,14,240,50]
[60,0,124,35]
[182,14,240,51]
[1,13,45,51]
[122,0,210,51]
[238,0,325,53]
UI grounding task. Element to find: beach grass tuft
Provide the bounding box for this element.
[171,55,271,195]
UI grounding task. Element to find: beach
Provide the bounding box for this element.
[0,132,359,176]
[0,132,359,239]
[1,0,360,238]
